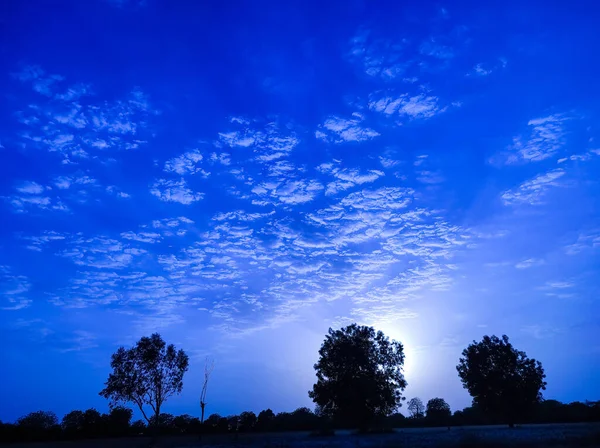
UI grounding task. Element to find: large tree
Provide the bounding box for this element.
[309,324,407,429]
[425,398,451,424]
[99,333,189,426]
[456,334,546,427]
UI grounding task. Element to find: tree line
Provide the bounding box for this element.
[1,325,599,444]
[2,399,600,443]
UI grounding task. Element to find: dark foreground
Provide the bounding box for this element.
[6,423,600,448]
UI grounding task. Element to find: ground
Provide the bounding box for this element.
[6,423,600,448]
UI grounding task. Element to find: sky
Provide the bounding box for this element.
[1,0,599,423]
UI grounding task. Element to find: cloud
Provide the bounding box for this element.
[369,92,447,119]
[59,330,98,352]
[13,65,65,96]
[0,267,32,310]
[501,169,565,206]
[317,163,385,196]
[120,231,162,243]
[106,185,131,198]
[13,67,157,161]
[21,231,67,251]
[564,229,600,255]
[419,38,454,59]
[4,182,69,213]
[521,324,561,340]
[59,236,137,269]
[53,174,98,190]
[150,178,204,204]
[316,113,379,143]
[251,179,324,205]
[515,258,545,269]
[471,63,493,76]
[347,30,407,80]
[164,149,208,176]
[493,115,569,165]
[16,181,45,194]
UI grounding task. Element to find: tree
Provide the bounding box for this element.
[226,415,239,432]
[199,357,214,435]
[309,324,407,429]
[407,398,425,418]
[99,333,189,427]
[17,411,58,430]
[457,334,546,427]
[82,408,104,437]
[238,411,257,432]
[426,398,451,425]
[16,411,60,441]
[256,409,275,432]
[61,410,85,436]
[106,406,133,436]
[131,419,146,434]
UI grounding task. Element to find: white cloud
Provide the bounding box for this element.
[316,113,379,143]
[13,68,157,161]
[16,181,45,195]
[1,267,32,311]
[494,115,569,165]
[120,231,162,243]
[53,174,97,190]
[150,178,204,205]
[164,149,208,176]
[318,164,385,196]
[370,93,446,119]
[501,169,565,206]
[59,236,136,269]
[347,30,407,80]
[472,63,493,76]
[515,258,545,269]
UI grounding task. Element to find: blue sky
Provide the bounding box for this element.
[1,0,599,422]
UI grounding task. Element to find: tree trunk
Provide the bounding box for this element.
[199,403,206,441]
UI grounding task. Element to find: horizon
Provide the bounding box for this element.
[1,0,599,424]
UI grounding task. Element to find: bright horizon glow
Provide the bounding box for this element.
[1,0,599,423]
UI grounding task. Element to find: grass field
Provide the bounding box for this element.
[6,423,600,448]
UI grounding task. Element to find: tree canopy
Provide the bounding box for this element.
[457,334,546,426]
[426,398,451,424]
[309,324,407,429]
[99,333,189,426]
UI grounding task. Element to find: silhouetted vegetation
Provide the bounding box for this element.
[99,333,189,427]
[408,397,426,418]
[457,335,547,428]
[1,329,599,445]
[309,324,407,430]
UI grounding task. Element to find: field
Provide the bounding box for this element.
[5,423,600,448]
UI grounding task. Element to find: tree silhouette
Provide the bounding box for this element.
[457,334,546,427]
[238,411,257,432]
[199,357,214,428]
[131,419,146,434]
[407,397,425,418]
[426,398,451,425]
[256,409,275,431]
[99,333,189,426]
[309,324,407,429]
[61,410,85,436]
[106,406,133,436]
[17,411,58,430]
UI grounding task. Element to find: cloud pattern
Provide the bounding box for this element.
[1,1,599,419]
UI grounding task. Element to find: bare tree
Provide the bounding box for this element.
[200,357,214,425]
[407,397,425,419]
